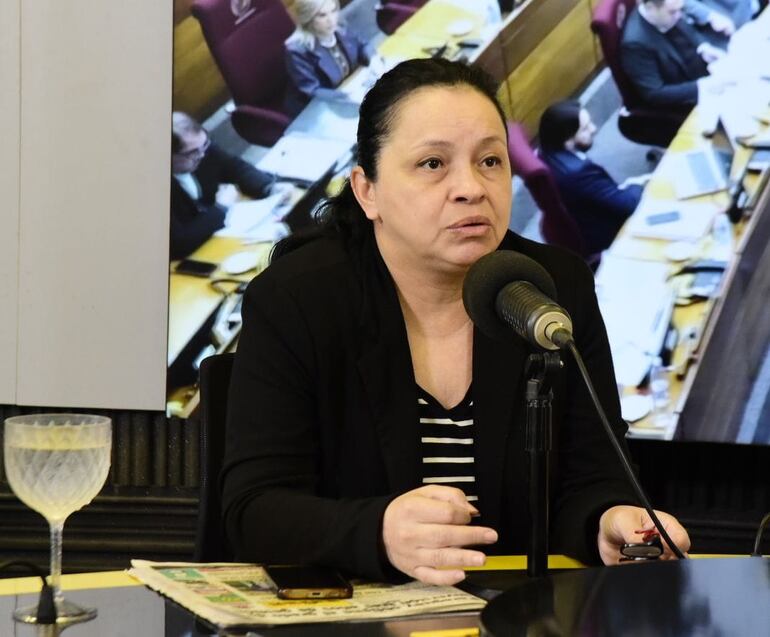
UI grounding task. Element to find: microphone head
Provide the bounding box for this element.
[462,250,558,343]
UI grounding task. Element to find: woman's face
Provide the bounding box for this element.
[309,1,339,39]
[352,86,512,277]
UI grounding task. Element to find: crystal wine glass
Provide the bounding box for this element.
[3,414,111,625]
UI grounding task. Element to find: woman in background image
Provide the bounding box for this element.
[284,0,375,113]
[223,59,690,585]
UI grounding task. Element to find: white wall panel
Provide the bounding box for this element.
[0,0,20,403]
[17,1,172,409]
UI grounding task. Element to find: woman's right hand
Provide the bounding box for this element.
[382,485,498,585]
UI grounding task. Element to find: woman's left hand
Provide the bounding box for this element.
[598,505,691,564]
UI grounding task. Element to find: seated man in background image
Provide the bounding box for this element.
[621,0,732,112]
[539,101,645,254]
[170,112,289,260]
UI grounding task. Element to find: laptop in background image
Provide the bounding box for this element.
[674,119,735,200]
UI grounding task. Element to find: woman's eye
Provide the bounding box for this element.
[420,158,443,170]
[482,156,502,167]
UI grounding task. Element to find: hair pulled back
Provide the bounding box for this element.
[273,59,508,259]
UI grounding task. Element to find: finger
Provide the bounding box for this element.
[412,523,498,549]
[417,485,479,514]
[412,565,466,586]
[415,546,487,570]
[402,495,474,526]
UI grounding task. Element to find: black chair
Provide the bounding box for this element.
[195,352,235,562]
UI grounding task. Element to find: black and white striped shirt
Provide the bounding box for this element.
[418,384,479,506]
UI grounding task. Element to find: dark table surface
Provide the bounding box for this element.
[4,558,768,636]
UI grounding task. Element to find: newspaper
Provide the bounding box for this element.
[128,560,486,629]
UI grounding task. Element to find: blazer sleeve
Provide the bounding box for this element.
[221,272,398,581]
[621,41,699,107]
[208,145,273,200]
[169,202,226,260]
[574,164,642,220]
[550,256,639,564]
[285,44,348,102]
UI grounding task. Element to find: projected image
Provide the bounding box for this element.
[167,0,506,416]
[168,0,770,446]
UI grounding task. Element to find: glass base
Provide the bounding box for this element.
[13,598,97,626]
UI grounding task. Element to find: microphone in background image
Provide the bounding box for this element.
[462,251,573,350]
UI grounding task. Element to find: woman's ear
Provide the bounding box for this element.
[349,166,380,222]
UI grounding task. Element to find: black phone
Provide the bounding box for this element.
[175,259,217,277]
[264,565,353,600]
[620,535,664,561]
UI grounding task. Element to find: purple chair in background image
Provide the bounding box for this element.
[506,122,601,270]
[192,0,296,147]
[375,0,428,35]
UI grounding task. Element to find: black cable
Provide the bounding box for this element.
[751,512,770,556]
[0,560,57,624]
[563,337,688,560]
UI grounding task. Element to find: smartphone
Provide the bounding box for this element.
[620,535,664,560]
[264,565,353,600]
[175,259,217,277]
[645,211,681,225]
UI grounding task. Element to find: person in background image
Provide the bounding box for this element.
[170,112,289,260]
[538,101,645,255]
[684,0,756,44]
[222,59,690,585]
[620,0,732,112]
[284,0,377,114]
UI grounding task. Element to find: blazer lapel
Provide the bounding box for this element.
[356,253,421,494]
[472,326,530,532]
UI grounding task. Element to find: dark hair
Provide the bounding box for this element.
[171,112,204,154]
[538,100,581,153]
[272,59,508,260]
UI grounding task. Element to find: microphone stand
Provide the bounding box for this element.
[525,351,562,578]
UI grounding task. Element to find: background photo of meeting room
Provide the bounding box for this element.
[167,0,770,447]
[166,0,509,410]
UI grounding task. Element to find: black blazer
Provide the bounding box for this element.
[620,9,708,110]
[222,231,637,581]
[170,144,273,260]
[541,149,642,253]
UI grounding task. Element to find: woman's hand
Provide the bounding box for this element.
[598,505,690,564]
[382,485,498,585]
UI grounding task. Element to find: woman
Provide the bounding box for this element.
[284,0,374,113]
[223,59,689,585]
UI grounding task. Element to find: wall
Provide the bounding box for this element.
[0,1,20,404]
[0,1,172,410]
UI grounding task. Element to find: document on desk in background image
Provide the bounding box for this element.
[595,255,675,387]
[215,194,289,243]
[627,200,720,241]
[257,135,352,183]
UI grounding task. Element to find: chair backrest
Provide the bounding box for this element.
[192,0,295,108]
[376,0,428,35]
[506,122,590,258]
[195,352,235,562]
[591,0,643,111]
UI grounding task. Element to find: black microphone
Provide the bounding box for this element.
[462,251,573,350]
[463,251,687,560]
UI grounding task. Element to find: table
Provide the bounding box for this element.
[0,556,584,636]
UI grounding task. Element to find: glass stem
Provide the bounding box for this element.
[49,519,65,602]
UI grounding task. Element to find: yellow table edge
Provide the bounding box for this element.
[0,570,138,596]
[0,555,749,596]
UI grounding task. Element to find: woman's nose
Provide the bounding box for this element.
[450,165,486,203]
